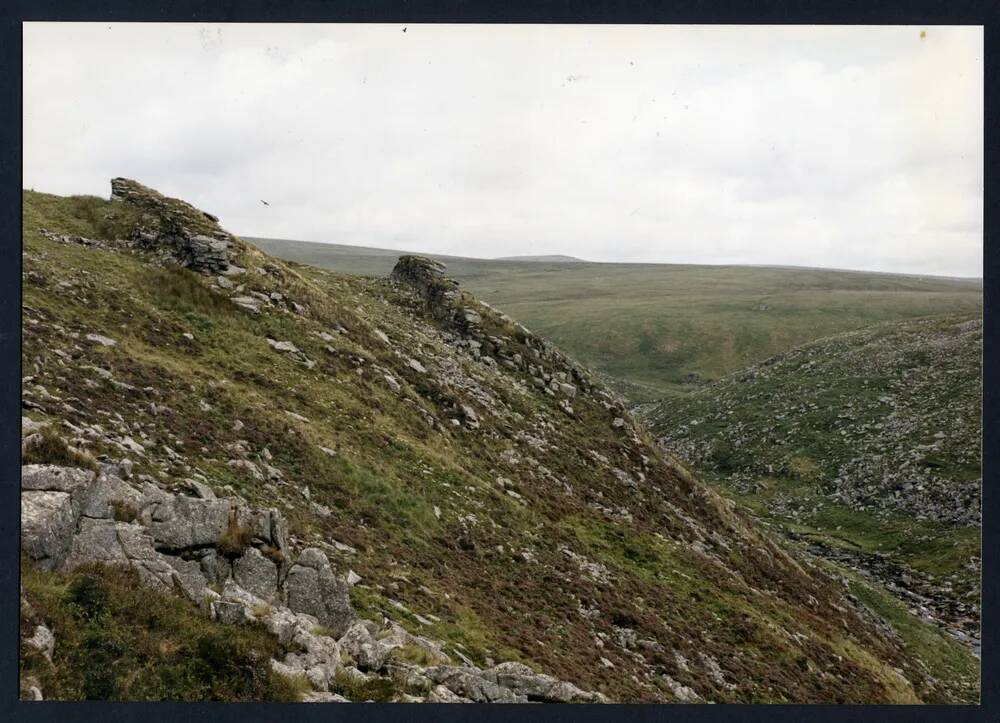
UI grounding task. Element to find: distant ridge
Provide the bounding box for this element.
[494,254,585,262]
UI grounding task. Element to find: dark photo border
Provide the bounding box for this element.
[1,2,995,722]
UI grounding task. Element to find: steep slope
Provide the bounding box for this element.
[642,316,982,655]
[20,182,977,702]
[252,236,983,401]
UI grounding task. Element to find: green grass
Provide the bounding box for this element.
[718,477,979,592]
[252,238,982,401]
[329,668,428,702]
[837,565,979,703]
[21,425,99,472]
[23,192,142,242]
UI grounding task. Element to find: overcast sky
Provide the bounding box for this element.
[24,23,983,276]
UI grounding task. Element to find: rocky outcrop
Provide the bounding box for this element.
[389,256,621,416]
[22,180,978,704]
[110,177,241,275]
[21,462,607,703]
[21,463,294,607]
[390,255,458,301]
[21,467,91,568]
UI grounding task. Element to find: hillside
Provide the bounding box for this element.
[250,238,983,401]
[641,316,982,655]
[19,183,977,703]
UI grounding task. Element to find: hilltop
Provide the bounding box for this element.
[641,316,982,654]
[19,182,977,702]
[252,238,982,401]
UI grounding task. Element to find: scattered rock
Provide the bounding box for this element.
[230,296,262,315]
[85,333,117,347]
[25,624,55,662]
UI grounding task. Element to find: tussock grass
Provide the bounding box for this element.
[111,500,139,523]
[146,267,234,316]
[21,426,99,472]
[217,512,254,559]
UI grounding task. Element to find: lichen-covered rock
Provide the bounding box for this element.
[233,547,280,602]
[211,599,255,625]
[230,296,262,314]
[285,548,355,637]
[261,607,317,647]
[338,619,396,671]
[22,464,95,495]
[64,517,129,568]
[427,684,471,703]
[376,622,450,666]
[421,665,526,703]
[390,255,457,300]
[139,489,232,550]
[302,691,349,702]
[25,624,55,662]
[21,416,46,436]
[60,516,183,593]
[486,661,608,703]
[21,490,77,569]
[78,471,143,520]
[166,556,212,603]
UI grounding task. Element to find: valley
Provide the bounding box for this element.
[18,183,980,703]
[256,237,983,664]
[641,315,982,656]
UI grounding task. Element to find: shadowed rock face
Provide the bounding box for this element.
[390,255,461,318]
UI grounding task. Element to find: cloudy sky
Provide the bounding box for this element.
[24,23,983,276]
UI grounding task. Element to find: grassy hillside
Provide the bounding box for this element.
[642,315,982,656]
[20,186,978,703]
[251,238,982,401]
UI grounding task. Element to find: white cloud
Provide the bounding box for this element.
[23,23,983,276]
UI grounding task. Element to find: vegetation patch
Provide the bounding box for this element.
[217,512,254,559]
[20,562,299,701]
[22,426,99,472]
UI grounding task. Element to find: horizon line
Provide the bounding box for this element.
[244,234,984,283]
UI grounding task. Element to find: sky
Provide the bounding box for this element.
[23,23,983,277]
